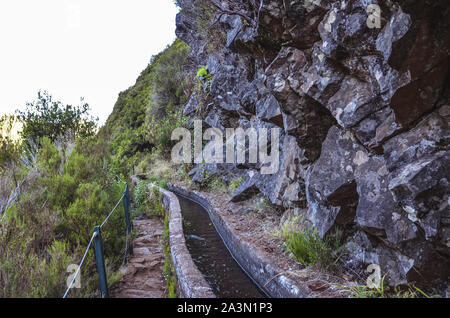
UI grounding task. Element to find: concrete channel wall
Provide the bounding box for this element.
[167,184,306,298]
[159,188,216,298]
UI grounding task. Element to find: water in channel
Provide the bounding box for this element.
[176,195,266,298]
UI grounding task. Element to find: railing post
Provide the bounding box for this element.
[123,183,133,255]
[93,226,109,298]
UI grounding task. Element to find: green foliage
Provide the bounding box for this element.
[100,38,192,176]
[134,181,149,208]
[196,65,209,78]
[284,227,326,266]
[192,164,228,193]
[147,177,168,190]
[193,1,226,55]
[281,219,346,271]
[0,135,126,297]
[0,135,20,171]
[135,157,150,174]
[208,177,226,194]
[38,137,62,174]
[16,90,98,144]
[0,221,74,298]
[147,109,188,157]
[196,65,213,92]
[134,181,165,218]
[175,163,197,189]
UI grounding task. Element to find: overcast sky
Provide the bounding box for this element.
[0,0,179,124]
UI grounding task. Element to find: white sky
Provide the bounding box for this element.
[0,0,179,124]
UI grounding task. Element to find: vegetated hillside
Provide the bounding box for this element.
[99,38,194,176]
[173,0,449,292]
[0,39,193,297]
[0,134,127,297]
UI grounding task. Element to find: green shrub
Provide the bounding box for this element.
[197,65,211,79]
[0,218,74,297]
[135,159,148,174]
[196,65,213,91]
[281,221,345,271]
[38,137,62,174]
[0,136,127,297]
[16,90,97,144]
[101,38,192,176]
[134,181,165,218]
[148,109,188,156]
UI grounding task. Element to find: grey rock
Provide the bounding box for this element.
[389,151,450,240]
[306,126,361,237]
[175,0,450,288]
[183,94,199,116]
[256,135,305,208]
[256,94,283,125]
[345,231,415,286]
[383,107,450,173]
[231,170,260,202]
[354,156,418,245]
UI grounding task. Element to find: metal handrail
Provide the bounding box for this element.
[63,181,133,298]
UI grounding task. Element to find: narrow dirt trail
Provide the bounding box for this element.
[111,218,166,298]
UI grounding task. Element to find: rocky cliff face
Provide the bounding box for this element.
[175,0,449,288]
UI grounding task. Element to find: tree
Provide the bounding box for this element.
[16,90,98,144]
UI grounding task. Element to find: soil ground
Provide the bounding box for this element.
[111,218,167,298]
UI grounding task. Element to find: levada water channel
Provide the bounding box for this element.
[176,194,267,298]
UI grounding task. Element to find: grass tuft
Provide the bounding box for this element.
[280,217,346,271]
